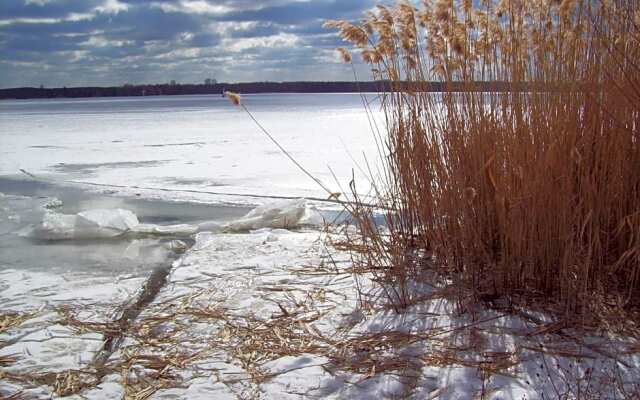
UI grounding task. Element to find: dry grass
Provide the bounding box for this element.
[2,279,638,397]
[224,91,241,106]
[1,369,100,397]
[0,311,36,335]
[327,0,640,325]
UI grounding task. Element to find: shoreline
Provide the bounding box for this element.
[0,81,566,100]
[3,222,639,399]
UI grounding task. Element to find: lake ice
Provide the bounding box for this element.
[0,93,380,278]
[0,93,382,205]
[2,95,639,400]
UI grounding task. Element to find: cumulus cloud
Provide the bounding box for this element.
[0,0,374,88]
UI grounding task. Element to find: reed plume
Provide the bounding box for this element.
[336,47,352,63]
[224,91,241,106]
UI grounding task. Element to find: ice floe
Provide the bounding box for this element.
[134,223,200,236]
[223,198,324,232]
[28,208,139,240]
[23,199,323,240]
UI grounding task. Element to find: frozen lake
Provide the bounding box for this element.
[0,93,382,205]
[0,93,381,280]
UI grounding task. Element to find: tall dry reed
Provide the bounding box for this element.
[327,0,640,322]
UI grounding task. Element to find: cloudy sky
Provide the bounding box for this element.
[0,0,376,88]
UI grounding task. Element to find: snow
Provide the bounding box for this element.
[0,267,146,313]
[0,94,382,206]
[2,94,639,399]
[5,220,638,399]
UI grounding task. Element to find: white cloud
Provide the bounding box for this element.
[0,17,60,25]
[24,0,53,5]
[0,0,370,87]
[158,0,232,15]
[154,47,201,60]
[96,0,129,14]
[226,32,300,52]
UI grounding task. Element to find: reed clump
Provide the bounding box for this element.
[327,0,640,322]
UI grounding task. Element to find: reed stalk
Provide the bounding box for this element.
[327,0,640,322]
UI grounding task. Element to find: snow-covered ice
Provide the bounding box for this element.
[0,94,382,206]
[3,214,639,399]
[2,94,639,399]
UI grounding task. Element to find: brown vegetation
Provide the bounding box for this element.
[327,0,640,325]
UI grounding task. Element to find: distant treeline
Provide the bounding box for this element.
[0,81,577,100]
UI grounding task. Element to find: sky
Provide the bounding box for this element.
[0,0,376,88]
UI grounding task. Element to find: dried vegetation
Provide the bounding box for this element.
[326,0,640,327]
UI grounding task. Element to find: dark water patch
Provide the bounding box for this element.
[0,176,251,225]
[52,160,171,174]
[143,142,206,148]
[29,145,66,149]
[0,176,252,277]
[162,177,226,187]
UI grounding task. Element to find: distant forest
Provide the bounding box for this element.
[0,81,561,100]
